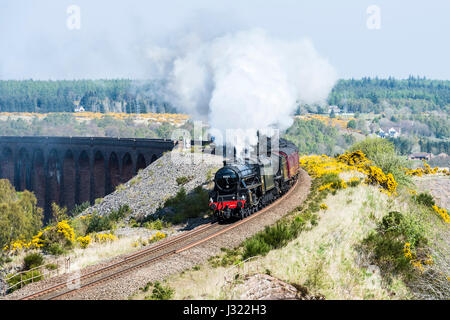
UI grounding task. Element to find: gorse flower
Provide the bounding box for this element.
[56,220,76,242]
[149,231,166,243]
[432,205,450,224]
[300,150,397,196]
[405,161,444,176]
[76,235,92,249]
[365,166,397,195]
[95,233,117,242]
[403,243,413,259]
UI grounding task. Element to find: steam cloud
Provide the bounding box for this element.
[148,29,337,150]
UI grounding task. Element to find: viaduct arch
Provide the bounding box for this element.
[0,136,175,221]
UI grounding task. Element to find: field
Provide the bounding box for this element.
[0,112,190,127]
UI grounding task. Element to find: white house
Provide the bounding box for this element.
[74,106,85,113]
[388,127,400,138]
[377,128,387,138]
[328,105,341,114]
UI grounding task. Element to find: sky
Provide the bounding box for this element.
[0,0,449,80]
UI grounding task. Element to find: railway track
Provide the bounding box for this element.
[19,180,299,300]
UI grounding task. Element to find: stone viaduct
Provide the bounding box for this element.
[0,136,176,220]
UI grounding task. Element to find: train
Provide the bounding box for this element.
[209,138,299,222]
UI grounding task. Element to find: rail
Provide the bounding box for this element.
[18,177,300,300]
[3,257,70,294]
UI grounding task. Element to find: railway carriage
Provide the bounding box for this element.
[209,138,299,222]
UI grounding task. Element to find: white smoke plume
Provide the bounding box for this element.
[147,29,337,152]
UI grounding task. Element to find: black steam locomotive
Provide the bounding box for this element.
[209,138,299,221]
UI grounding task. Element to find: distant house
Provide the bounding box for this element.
[377,127,400,138]
[376,128,388,138]
[388,127,400,138]
[408,152,433,161]
[328,105,341,114]
[74,106,85,113]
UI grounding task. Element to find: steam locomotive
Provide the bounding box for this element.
[209,138,299,222]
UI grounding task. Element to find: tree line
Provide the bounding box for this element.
[326,76,450,114]
[1,77,449,115]
[0,79,175,114]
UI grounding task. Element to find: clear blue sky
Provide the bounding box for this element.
[0,0,448,80]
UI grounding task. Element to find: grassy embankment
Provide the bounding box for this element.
[131,138,449,300]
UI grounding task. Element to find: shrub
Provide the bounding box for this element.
[362,231,411,275]
[365,166,398,194]
[176,176,193,185]
[143,219,170,230]
[209,248,242,268]
[242,237,271,260]
[50,203,68,223]
[45,263,58,270]
[350,138,411,186]
[381,211,403,232]
[70,201,90,216]
[350,138,395,160]
[0,180,43,250]
[110,204,131,221]
[45,243,65,256]
[76,235,92,249]
[347,119,356,129]
[414,193,435,207]
[23,252,44,270]
[243,220,305,259]
[86,205,130,233]
[164,187,209,223]
[146,281,174,300]
[361,211,428,278]
[348,177,361,187]
[6,270,42,293]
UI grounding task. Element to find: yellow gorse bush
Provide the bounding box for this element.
[405,161,447,176]
[432,205,450,225]
[337,150,371,168]
[300,150,397,195]
[403,242,433,273]
[320,204,328,210]
[95,233,118,243]
[299,154,352,178]
[149,231,166,243]
[76,235,92,249]
[3,232,45,253]
[295,114,355,130]
[56,220,76,242]
[365,166,398,195]
[403,242,413,259]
